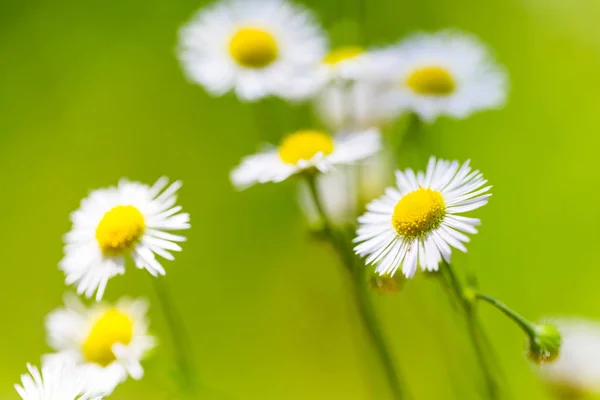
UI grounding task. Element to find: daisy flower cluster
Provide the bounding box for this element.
[15,177,190,398]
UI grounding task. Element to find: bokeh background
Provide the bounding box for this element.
[1,0,599,398]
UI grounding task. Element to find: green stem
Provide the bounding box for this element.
[305,173,407,400]
[440,262,500,400]
[152,277,198,394]
[476,293,537,339]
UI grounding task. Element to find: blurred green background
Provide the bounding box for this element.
[1,0,600,398]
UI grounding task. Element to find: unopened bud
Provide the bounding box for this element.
[370,273,406,295]
[527,324,562,364]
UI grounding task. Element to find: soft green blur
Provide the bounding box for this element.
[1,0,600,399]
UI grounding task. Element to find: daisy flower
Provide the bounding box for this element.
[536,319,600,396]
[15,356,107,400]
[60,177,190,300]
[366,31,507,122]
[45,295,156,388]
[354,157,491,278]
[178,0,327,101]
[230,128,381,189]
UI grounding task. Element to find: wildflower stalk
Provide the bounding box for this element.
[305,173,408,400]
[440,261,500,399]
[475,293,537,338]
[151,277,198,394]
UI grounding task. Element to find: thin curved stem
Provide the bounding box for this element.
[440,262,500,400]
[476,293,537,339]
[152,277,198,394]
[305,173,408,400]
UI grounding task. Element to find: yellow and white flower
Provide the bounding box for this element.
[15,357,107,400]
[60,177,190,300]
[537,319,600,396]
[366,31,507,122]
[354,157,490,277]
[231,128,381,189]
[45,296,155,389]
[178,0,327,101]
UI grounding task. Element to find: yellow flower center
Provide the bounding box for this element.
[392,188,446,238]
[278,130,335,165]
[96,205,145,255]
[323,46,364,65]
[229,27,278,68]
[406,66,455,95]
[82,309,134,367]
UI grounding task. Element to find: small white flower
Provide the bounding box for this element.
[60,177,190,300]
[354,157,491,278]
[365,31,507,122]
[15,356,107,400]
[315,47,402,131]
[298,151,393,228]
[537,319,600,396]
[45,295,156,390]
[178,0,327,101]
[231,128,381,189]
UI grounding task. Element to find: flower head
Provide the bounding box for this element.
[536,319,600,396]
[60,177,190,300]
[15,356,107,400]
[231,128,381,189]
[365,31,507,122]
[354,157,491,278]
[178,0,327,101]
[45,295,156,388]
[527,323,562,364]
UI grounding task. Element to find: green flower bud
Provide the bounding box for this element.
[370,272,406,295]
[527,324,562,364]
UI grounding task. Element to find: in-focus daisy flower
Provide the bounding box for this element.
[45,295,156,388]
[15,357,107,400]
[60,177,190,300]
[316,47,402,130]
[178,0,327,101]
[231,128,381,189]
[366,31,507,122]
[298,151,393,228]
[354,157,491,278]
[536,319,600,397]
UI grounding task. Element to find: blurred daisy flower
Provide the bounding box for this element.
[315,47,402,131]
[15,356,107,400]
[231,128,381,189]
[354,157,491,278]
[45,295,155,388]
[178,0,327,101]
[366,31,507,122]
[298,150,393,228]
[60,177,190,300]
[536,319,600,397]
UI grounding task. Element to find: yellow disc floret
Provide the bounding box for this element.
[96,205,145,255]
[82,309,134,367]
[392,188,446,238]
[323,46,364,65]
[229,27,278,68]
[278,130,335,165]
[406,66,455,95]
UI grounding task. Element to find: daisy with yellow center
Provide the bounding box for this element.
[354,157,491,277]
[60,177,190,300]
[15,357,108,400]
[178,0,327,101]
[230,128,381,189]
[45,295,155,389]
[363,31,507,122]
